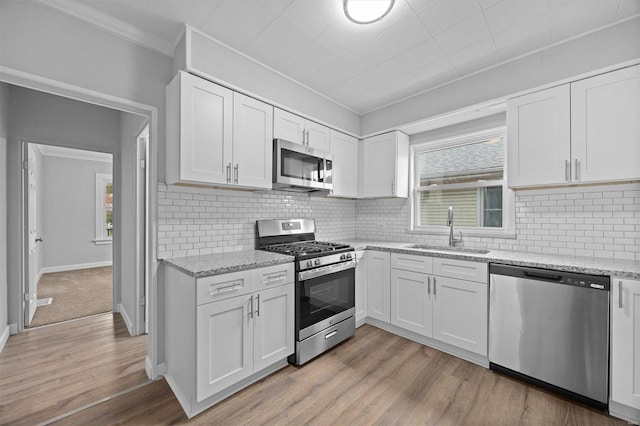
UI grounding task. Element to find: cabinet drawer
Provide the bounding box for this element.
[433,258,487,283]
[254,263,294,291]
[197,270,254,305]
[391,253,433,274]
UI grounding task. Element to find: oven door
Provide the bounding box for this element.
[297,266,355,340]
[274,139,328,190]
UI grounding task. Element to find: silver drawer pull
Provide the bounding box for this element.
[619,281,623,309]
[214,281,243,294]
[428,276,431,295]
[265,272,287,282]
[433,277,436,296]
[325,330,338,339]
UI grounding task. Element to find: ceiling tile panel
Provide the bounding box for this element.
[202,0,294,50]
[493,13,552,59]
[435,13,491,54]
[280,0,342,39]
[478,0,503,9]
[278,40,341,81]
[447,37,500,75]
[393,37,447,71]
[549,0,620,42]
[370,14,432,55]
[483,0,548,34]
[410,57,457,83]
[415,0,482,35]
[243,17,312,68]
[145,0,223,31]
[617,0,640,18]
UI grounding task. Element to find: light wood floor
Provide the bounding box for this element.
[50,324,622,425]
[0,313,148,425]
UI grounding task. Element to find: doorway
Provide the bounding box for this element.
[23,143,115,328]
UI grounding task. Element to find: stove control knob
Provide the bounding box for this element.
[306,260,313,268]
[314,259,321,266]
[346,253,353,260]
[340,254,346,260]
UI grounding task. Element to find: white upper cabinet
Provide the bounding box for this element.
[167,71,233,185]
[507,65,640,188]
[330,130,358,198]
[507,85,571,187]
[166,71,273,189]
[360,131,409,198]
[273,107,331,152]
[233,92,273,189]
[571,65,640,183]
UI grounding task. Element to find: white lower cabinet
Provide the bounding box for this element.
[366,251,391,323]
[383,252,488,357]
[165,263,294,418]
[391,269,432,336]
[610,277,640,423]
[355,250,367,325]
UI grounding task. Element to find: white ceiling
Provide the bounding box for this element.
[59,0,638,114]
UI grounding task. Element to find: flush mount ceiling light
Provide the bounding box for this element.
[343,0,396,24]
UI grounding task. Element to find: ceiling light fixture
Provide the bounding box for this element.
[343,0,396,25]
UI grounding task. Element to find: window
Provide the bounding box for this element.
[412,128,513,235]
[95,173,113,243]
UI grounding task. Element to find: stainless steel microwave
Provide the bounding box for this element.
[273,139,332,192]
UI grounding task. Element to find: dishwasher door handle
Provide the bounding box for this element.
[523,271,563,281]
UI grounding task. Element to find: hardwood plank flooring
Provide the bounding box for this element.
[0,313,148,425]
[53,324,622,425]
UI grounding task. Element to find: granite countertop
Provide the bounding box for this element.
[163,250,294,278]
[339,240,640,280]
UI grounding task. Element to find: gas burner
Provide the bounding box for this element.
[265,241,350,257]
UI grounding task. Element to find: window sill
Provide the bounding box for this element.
[408,227,517,240]
[93,239,113,245]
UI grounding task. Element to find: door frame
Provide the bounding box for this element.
[1,65,161,379]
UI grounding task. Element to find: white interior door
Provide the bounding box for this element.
[136,127,148,334]
[25,144,39,326]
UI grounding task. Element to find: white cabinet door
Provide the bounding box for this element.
[233,93,273,189]
[571,65,640,183]
[355,250,367,324]
[390,269,432,337]
[305,120,331,152]
[507,85,571,187]
[273,108,305,145]
[611,277,640,411]
[432,276,487,356]
[360,131,409,198]
[180,72,233,184]
[366,251,391,323]
[196,294,253,402]
[330,130,358,198]
[253,284,294,372]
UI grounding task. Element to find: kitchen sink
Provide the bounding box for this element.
[406,245,490,255]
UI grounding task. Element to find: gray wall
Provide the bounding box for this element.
[41,155,113,269]
[0,83,9,341]
[6,85,121,328]
[118,111,148,333]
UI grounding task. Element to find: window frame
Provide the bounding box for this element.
[94,173,113,244]
[409,126,515,238]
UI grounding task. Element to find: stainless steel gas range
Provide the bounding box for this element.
[256,219,356,366]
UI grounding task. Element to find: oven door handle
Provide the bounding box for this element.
[298,260,356,281]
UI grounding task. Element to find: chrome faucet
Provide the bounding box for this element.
[447,206,463,247]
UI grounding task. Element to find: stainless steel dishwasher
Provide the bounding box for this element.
[489,264,610,410]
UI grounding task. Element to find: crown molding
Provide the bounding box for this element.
[37,144,113,163]
[36,0,174,57]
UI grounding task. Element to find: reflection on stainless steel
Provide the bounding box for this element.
[489,264,610,408]
[295,316,355,365]
[407,244,490,254]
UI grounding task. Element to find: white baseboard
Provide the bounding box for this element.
[41,261,112,274]
[117,303,135,336]
[9,323,17,334]
[145,356,166,381]
[0,324,9,353]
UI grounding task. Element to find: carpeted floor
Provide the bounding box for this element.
[29,266,113,327]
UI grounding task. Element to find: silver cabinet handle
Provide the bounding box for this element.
[325,330,338,339]
[249,296,254,319]
[302,129,306,145]
[619,281,623,309]
[565,160,570,181]
[433,277,436,296]
[306,129,310,146]
[234,164,239,184]
[575,158,580,181]
[391,180,395,195]
[427,276,431,295]
[255,294,260,317]
[226,162,231,183]
[213,281,242,294]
